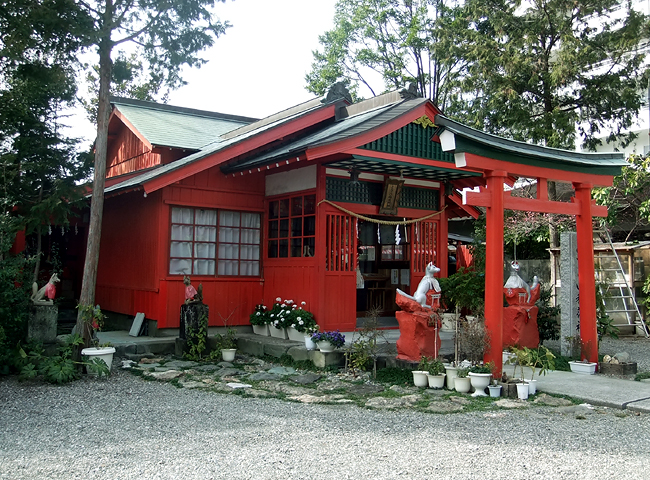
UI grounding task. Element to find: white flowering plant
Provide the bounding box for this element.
[268,298,294,329]
[249,304,270,326]
[286,302,317,333]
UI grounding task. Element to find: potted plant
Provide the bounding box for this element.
[468,363,493,396]
[311,330,345,353]
[304,325,319,350]
[214,328,237,361]
[568,338,598,374]
[454,367,471,393]
[507,346,533,399]
[527,346,555,394]
[249,304,270,336]
[425,357,446,389]
[411,356,430,388]
[78,304,114,375]
[488,379,502,397]
[268,298,293,339]
[286,301,317,341]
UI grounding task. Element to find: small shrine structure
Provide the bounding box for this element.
[90,85,625,374]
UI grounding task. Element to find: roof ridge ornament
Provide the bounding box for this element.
[399,82,419,99]
[412,115,436,128]
[321,81,353,105]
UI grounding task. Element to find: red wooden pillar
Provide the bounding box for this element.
[574,183,598,363]
[484,171,507,375]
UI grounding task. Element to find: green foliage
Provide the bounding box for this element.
[16,334,89,383]
[439,267,485,315]
[249,304,269,326]
[184,319,208,361]
[424,357,446,376]
[537,283,560,344]
[507,345,556,381]
[469,363,492,374]
[595,283,619,345]
[214,328,237,351]
[455,367,469,378]
[346,339,372,375]
[445,0,649,151]
[306,0,462,107]
[375,367,412,385]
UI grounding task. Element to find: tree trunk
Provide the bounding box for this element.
[32,225,42,286]
[75,2,113,345]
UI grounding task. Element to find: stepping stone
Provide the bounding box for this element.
[248,372,279,381]
[226,382,252,389]
[194,364,221,372]
[291,374,322,384]
[137,363,161,369]
[164,360,199,369]
[268,366,296,375]
[426,402,464,413]
[495,399,528,409]
[181,381,206,389]
[449,396,470,405]
[533,393,573,407]
[556,404,595,415]
[216,368,242,378]
[348,384,384,395]
[149,370,183,380]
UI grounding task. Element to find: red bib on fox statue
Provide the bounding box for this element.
[503,262,541,348]
[395,263,442,361]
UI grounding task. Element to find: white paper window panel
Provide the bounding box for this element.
[219,227,240,243]
[219,211,240,227]
[193,259,215,275]
[240,228,261,244]
[194,242,216,259]
[195,226,216,242]
[241,213,261,228]
[170,258,192,275]
[240,261,259,276]
[171,207,193,224]
[240,245,260,260]
[195,209,217,226]
[170,241,192,258]
[171,224,193,241]
[218,260,239,276]
[219,243,240,260]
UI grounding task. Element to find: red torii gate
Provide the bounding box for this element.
[435,116,626,375]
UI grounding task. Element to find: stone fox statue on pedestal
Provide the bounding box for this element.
[503,261,539,304]
[396,262,441,309]
[31,273,59,304]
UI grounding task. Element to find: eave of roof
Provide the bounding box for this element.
[104,99,339,196]
[435,115,627,176]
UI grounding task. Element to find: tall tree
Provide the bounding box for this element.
[306,0,464,108]
[74,0,230,338]
[445,0,649,151]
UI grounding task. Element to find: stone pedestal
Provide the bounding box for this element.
[503,306,540,348]
[28,304,58,344]
[560,232,579,357]
[179,303,208,341]
[395,311,441,361]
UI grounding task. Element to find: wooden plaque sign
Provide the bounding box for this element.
[379,178,404,215]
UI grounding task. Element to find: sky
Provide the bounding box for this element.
[70,0,339,147]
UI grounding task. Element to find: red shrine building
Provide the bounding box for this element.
[97,85,625,372]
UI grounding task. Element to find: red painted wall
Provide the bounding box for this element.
[106,123,161,178]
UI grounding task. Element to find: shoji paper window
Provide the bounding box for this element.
[170,207,260,276]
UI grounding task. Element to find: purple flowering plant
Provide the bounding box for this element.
[311,330,345,349]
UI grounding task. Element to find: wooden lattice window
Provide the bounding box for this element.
[268,194,316,258]
[326,214,356,272]
[169,207,261,276]
[412,220,437,273]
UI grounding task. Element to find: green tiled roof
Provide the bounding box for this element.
[112,97,257,150]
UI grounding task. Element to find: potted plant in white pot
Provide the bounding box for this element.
[78,304,114,376]
[311,330,345,353]
[468,363,493,396]
[426,357,446,389]
[410,356,430,388]
[286,302,317,342]
[249,304,270,336]
[454,367,471,393]
[215,328,237,361]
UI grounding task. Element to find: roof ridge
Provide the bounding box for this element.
[110,96,258,124]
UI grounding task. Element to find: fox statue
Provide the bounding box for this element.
[396,262,440,309]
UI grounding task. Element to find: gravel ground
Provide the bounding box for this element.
[4,350,650,480]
